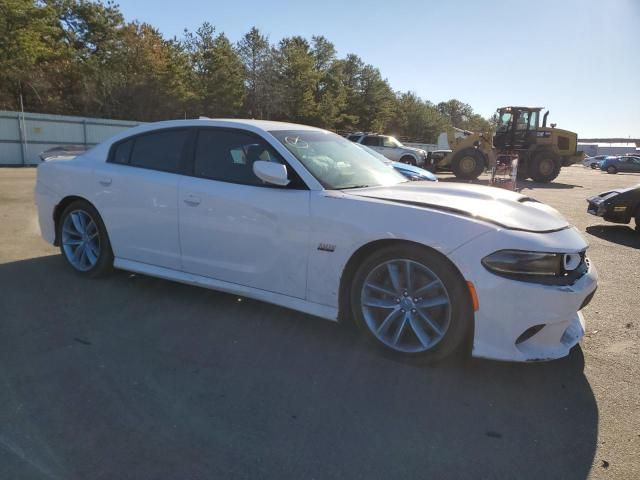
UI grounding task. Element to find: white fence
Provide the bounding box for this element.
[0,111,141,165]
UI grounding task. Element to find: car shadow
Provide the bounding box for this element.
[518,180,582,190]
[0,255,599,480]
[586,224,640,249]
[438,176,581,190]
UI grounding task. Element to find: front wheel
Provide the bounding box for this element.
[58,200,113,277]
[400,155,416,166]
[590,163,598,169]
[607,165,618,174]
[350,245,472,362]
[451,149,484,180]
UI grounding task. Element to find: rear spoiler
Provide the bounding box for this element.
[39,145,89,161]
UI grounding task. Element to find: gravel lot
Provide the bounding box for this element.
[0,165,638,479]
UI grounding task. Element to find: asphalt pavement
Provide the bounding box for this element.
[0,166,638,479]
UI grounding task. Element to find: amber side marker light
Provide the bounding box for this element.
[467,281,479,311]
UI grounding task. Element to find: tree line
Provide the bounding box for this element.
[0,0,493,142]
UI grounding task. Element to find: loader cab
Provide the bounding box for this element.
[493,106,542,150]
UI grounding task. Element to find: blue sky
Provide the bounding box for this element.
[116,0,639,138]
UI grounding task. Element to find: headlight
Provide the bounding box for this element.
[482,250,561,276]
[482,250,587,284]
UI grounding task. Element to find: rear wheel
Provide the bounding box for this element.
[58,200,113,277]
[451,149,484,180]
[607,165,618,174]
[636,210,640,232]
[350,245,472,362]
[400,155,416,166]
[590,163,598,169]
[529,150,561,183]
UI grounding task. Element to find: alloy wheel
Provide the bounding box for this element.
[61,210,101,271]
[360,259,452,353]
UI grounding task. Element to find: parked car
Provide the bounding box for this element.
[600,155,640,174]
[355,143,437,181]
[347,132,429,167]
[587,184,640,230]
[35,119,597,363]
[582,155,611,169]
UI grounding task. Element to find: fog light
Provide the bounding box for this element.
[515,324,545,344]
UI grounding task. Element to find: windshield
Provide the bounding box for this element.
[355,143,392,164]
[270,129,407,189]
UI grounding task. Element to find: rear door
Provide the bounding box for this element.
[618,157,632,172]
[178,127,311,298]
[94,128,192,270]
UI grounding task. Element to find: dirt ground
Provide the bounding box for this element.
[0,165,638,479]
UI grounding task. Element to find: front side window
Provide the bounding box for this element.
[194,129,304,188]
[129,129,190,173]
[496,112,513,133]
[516,111,531,130]
[528,111,539,129]
[270,129,407,189]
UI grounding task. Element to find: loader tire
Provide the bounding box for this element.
[451,149,484,180]
[529,151,561,183]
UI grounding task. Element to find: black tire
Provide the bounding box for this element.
[349,244,473,363]
[57,200,113,277]
[590,163,598,169]
[400,155,416,166]
[607,165,618,174]
[529,150,561,183]
[451,149,485,180]
[635,209,640,232]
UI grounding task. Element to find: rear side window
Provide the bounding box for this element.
[112,139,133,164]
[129,129,190,173]
[347,135,361,142]
[362,136,381,146]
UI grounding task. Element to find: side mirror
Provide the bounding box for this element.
[253,160,290,186]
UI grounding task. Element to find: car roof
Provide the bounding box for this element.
[85,118,330,162]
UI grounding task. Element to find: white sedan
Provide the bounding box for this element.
[35,119,598,363]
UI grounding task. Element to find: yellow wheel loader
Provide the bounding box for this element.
[435,106,584,183]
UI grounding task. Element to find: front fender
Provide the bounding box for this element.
[305,191,494,308]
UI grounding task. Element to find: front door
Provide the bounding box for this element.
[178,128,310,299]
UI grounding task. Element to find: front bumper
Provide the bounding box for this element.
[587,197,631,223]
[449,227,598,362]
[472,261,597,362]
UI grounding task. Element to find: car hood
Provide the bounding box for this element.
[345,182,570,233]
[401,145,426,154]
[391,162,437,181]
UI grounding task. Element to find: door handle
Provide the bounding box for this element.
[98,176,112,186]
[183,195,201,206]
